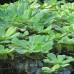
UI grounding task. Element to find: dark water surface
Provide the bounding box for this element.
[0,57,74,74]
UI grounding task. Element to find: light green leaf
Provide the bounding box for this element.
[42,67,51,72]
[0,45,4,54]
[61,64,69,67]
[15,48,27,54]
[6,33,20,39]
[22,31,29,37]
[52,64,60,71]
[12,38,28,49]
[62,57,74,64]
[5,26,17,37]
[57,55,66,63]
[43,59,50,63]
[47,53,57,62]
[0,27,5,38]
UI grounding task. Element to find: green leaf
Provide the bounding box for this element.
[52,64,60,71]
[6,33,20,39]
[6,3,17,18]
[0,45,4,54]
[14,48,27,54]
[0,9,6,17]
[5,48,14,53]
[22,31,29,37]
[42,67,51,72]
[42,41,53,52]
[17,2,28,18]
[12,38,28,49]
[62,57,74,64]
[57,55,66,63]
[0,27,5,38]
[61,64,69,67]
[43,59,51,63]
[22,9,32,21]
[45,0,57,5]
[39,25,52,33]
[47,53,57,62]
[5,26,17,37]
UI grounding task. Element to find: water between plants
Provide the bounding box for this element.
[0,57,74,74]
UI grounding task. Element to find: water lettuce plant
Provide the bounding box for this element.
[0,45,14,59]
[42,53,74,74]
[0,26,19,40]
[11,35,54,56]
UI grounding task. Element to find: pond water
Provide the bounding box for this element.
[0,58,74,74]
[59,71,71,74]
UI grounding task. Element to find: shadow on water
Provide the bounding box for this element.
[0,57,43,74]
[0,0,17,5]
[0,57,74,74]
[59,70,74,74]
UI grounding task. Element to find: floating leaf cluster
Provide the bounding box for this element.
[0,0,74,73]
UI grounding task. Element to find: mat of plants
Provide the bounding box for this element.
[0,0,74,74]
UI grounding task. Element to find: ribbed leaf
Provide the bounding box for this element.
[5,26,17,37]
